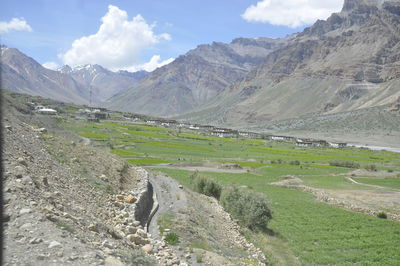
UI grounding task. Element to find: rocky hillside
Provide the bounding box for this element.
[180,0,400,127]
[0,46,147,105]
[2,93,157,265]
[1,46,90,104]
[2,92,268,265]
[105,37,292,116]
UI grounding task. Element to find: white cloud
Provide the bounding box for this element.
[242,0,344,28]
[0,18,32,34]
[125,55,174,72]
[60,5,171,71]
[42,61,59,70]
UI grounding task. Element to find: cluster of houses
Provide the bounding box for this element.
[77,108,109,122]
[141,118,347,148]
[31,105,58,115]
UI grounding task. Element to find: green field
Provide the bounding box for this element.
[63,119,400,265]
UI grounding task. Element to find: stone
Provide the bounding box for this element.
[126,226,137,234]
[116,195,125,201]
[126,234,136,242]
[29,237,43,244]
[132,221,141,227]
[136,228,147,238]
[88,224,99,233]
[104,256,124,266]
[17,157,28,166]
[125,194,136,204]
[19,208,31,215]
[42,176,49,186]
[21,176,33,185]
[127,234,150,245]
[141,244,153,254]
[48,241,62,248]
[102,240,114,249]
[178,185,183,189]
[14,166,25,178]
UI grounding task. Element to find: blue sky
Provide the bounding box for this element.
[0,0,343,71]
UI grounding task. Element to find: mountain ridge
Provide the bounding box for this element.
[105,37,293,116]
[177,0,400,126]
[0,46,148,105]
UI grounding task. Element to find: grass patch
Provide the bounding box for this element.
[354,177,400,189]
[126,158,171,165]
[165,232,179,245]
[77,131,109,139]
[157,211,176,234]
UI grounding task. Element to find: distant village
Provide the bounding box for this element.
[30,102,347,149]
[124,115,348,149]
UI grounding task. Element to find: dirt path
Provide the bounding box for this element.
[346,176,388,189]
[147,171,267,265]
[148,173,187,239]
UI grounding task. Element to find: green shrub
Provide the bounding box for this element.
[220,186,272,231]
[196,253,204,263]
[191,174,222,199]
[377,212,387,219]
[365,164,377,172]
[165,232,179,245]
[290,160,300,165]
[329,160,360,168]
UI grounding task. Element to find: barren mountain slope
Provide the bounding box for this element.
[1,46,148,105]
[105,37,292,116]
[1,46,90,104]
[181,0,400,126]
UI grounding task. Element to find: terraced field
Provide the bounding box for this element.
[63,118,400,265]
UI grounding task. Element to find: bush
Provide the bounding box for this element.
[191,173,222,200]
[165,232,179,245]
[377,212,387,219]
[290,160,300,165]
[329,160,360,168]
[220,186,272,231]
[365,164,377,172]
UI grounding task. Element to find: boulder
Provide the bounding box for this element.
[124,194,136,204]
[141,244,153,254]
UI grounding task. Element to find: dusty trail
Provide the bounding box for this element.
[148,173,187,238]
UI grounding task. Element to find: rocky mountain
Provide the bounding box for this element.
[60,64,148,102]
[180,0,400,127]
[0,46,148,105]
[105,37,292,116]
[1,46,90,104]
